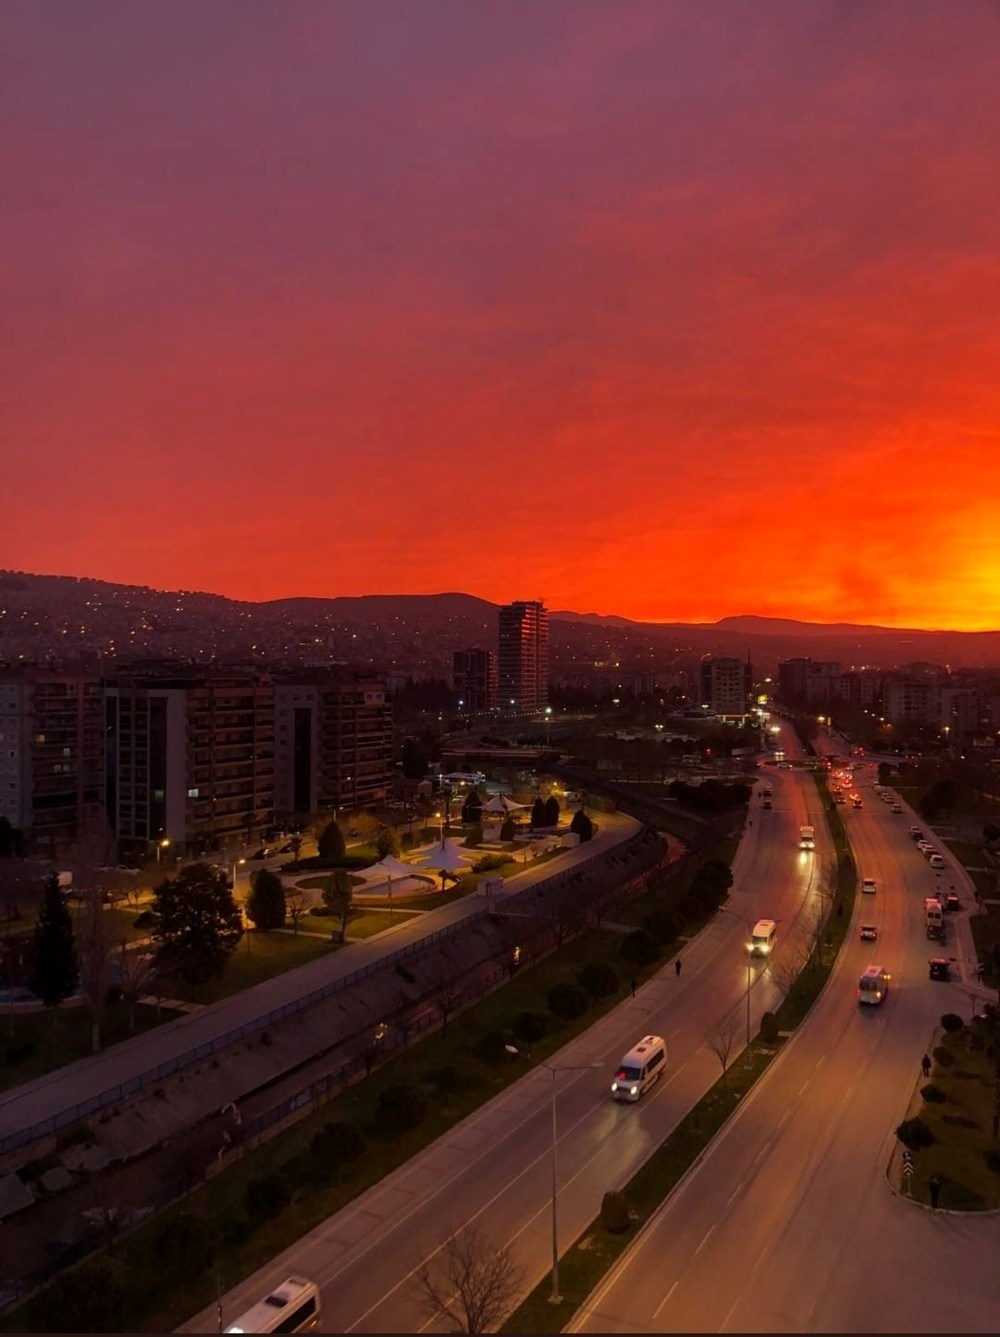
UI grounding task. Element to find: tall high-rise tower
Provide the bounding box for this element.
[497,601,549,714]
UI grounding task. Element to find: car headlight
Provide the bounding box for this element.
[630,1085,638,1095]
[611,1082,619,1092]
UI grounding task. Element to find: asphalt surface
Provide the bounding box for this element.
[186,737,841,1333]
[571,765,1000,1334]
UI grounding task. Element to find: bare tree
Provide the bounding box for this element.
[433,973,460,1036]
[285,885,308,935]
[117,941,157,1030]
[767,944,809,1002]
[76,887,117,1052]
[706,1011,742,1089]
[415,1223,524,1333]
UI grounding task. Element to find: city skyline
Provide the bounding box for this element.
[5,2,1000,632]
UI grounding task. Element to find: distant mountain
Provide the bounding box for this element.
[2,569,1000,672]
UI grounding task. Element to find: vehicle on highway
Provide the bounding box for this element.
[834,792,846,803]
[929,852,946,869]
[860,924,878,941]
[747,919,777,956]
[911,828,925,841]
[610,1035,667,1102]
[924,897,944,940]
[858,964,891,1005]
[762,797,772,809]
[929,957,951,981]
[944,892,961,912]
[798,824,815,851]
[852,796,863,809]
[917,841,934,854]
[891,803,903,814]
[861,877,877,895]
[224,1276,320,1333]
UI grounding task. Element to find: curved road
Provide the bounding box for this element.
[572,762,1000,1334]
[187,747,837,1333]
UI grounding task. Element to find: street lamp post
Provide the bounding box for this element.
[505,1048,601,1304]
[156,837,170,863]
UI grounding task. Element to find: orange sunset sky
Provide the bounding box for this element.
[3,1,1000,630]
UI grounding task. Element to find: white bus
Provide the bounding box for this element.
[857,965,891,1006]
[225,1277,321,1334]
[610,1035,667,1102]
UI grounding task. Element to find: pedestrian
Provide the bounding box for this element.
[921,1054,931,1079]
[674,958,682,977]
[630,977,637,998]
[928,1175,941,1209]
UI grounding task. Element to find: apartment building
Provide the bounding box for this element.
[0,666,104,851]
[274,671,393,819]
[699,656,751,715]
[105,668,274,859]
[452,649,498,713]
[497,601,549,714]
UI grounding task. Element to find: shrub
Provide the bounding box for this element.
[576,960,620,1000]
[375,1083,427,1139]
[896,1116,935,1151]
[643,903,682,946]
[464,825,483,849]
[28,1257,127,1333]
[220,1214,254,1249]
[932,1045,955,1067]
[983,1148,1000,1175]
[600,1189,630,1234]
[244,1173,292,1222]
[475,1029,510,1066]
[512,1010,549,1042]
[310,1120,366,1179]
[430,1064,478,1098]
[620,927,662,967]
[940,1013,964,1034]
[547,981,589,1021]
[920,1083,947,1104]
[759,1011,780,1044]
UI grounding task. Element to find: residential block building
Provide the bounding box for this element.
[452,648,498,713]
[698,656,751,715]
[497,601,549,714]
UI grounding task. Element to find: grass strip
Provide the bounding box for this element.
[503,775,857,1333]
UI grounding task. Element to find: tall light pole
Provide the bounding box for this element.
[505,1047,601,1304]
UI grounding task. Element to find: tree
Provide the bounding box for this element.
[0,816,24,859]
[285,885,309,935]
[401,736,431,779]
[543,795,560,827]
[767,944,809,1001]
[30,873,79,1020]
[150,862,243,986]
[706,1011,741,1088]
[375,1083,427,1140]
[353,812,380,845]
[570,809,594,842]
[246,868,286,930]
[376,825,401,859]
[415,1223,524,1333]
[322,869,354,942]
[117,942,156,1030]
[530,797,546,829]
[499,816,515,842]
[317,819,346,862]
[76,887,117,1052]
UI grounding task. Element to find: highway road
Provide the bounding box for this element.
[186,744,839,1333]
[571,763,1000,1334]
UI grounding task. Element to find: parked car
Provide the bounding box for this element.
[249,847,271,861]
[891,804,903,814]
[278,842,295,854]
[928,957,951,981]
[861,877,877,895]
[944,892,961,912]
[860,924,878,941]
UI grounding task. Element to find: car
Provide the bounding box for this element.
[249,847,271,861]
[852,797,863,809]
[278,842,295,854]
[861,877,877,894]
[891,804,903,814]
[929,957,951,981]
[860,924,878,941]
[911,829,925,841]
[944,892,961,912]
[834,793,846,804]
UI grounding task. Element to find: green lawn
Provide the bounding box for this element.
[898,1025,1000,1210]
[293,874,367,891]
[0,1001,179,1095]
[346,909,419,939]
[168,931,337,1005]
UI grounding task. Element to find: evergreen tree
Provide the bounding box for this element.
[322,869,355,942]
[500,816,515,842]
[246,868,286,930]
[530,797,546,829]
[376,825,401,859]
[461,787,484,824]
[543,795,560,826]
[317,819,346,862]
[30,873,79,1015]
[570,809,594,842]
[151,862,243,986]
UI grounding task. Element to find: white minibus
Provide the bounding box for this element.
[857,965,891,1005]
[225,1277,321,1334]
[747,919,777,956]
[610,1035,667,1102]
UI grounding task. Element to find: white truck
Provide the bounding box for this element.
[799,824,815,851]
[924,897,944,941]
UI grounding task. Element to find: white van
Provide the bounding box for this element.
[225,1277,321,1334]
[928,853,946,869]
[610,1035,667,1102]
[857,965,891,1005]
[747,919,777,956]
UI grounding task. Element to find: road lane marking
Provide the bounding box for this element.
[797,1076,812,1096]
[651,1279,679,1320]
[726,1183,742,1207]
[694,1224,716,1256]
[720,1294,742,1331]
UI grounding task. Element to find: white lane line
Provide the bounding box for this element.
[797,1076,811,1096]
[840,1082,857,1107]
[777,1107,792,1130]
[651,1279,680,1321]
[719,1294,742,1331]
[694,1224,716,1256]
[726,1183,742,1207]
